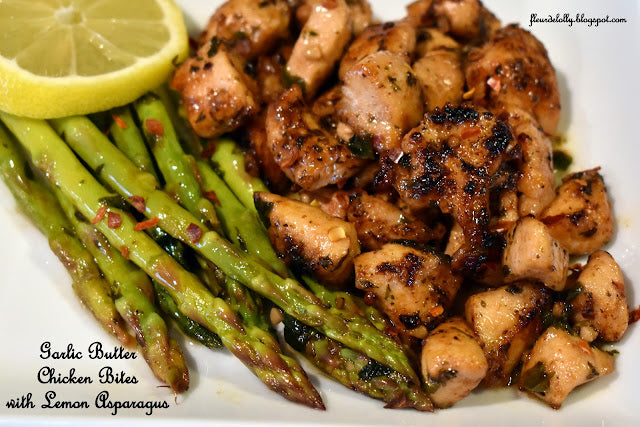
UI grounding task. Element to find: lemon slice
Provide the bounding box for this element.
[0,0,189,118]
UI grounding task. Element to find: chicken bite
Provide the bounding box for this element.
[570,250,628,342]
[465,282,552,386]
[519,326,615,409]
[421,317,488,408]
[540,168,614,256]
[503,215,569,291]
[465,24,561,135]
[285,0,352,98]
[254,191,360,288]
[265,85,367,191]
[355,243,461,338]
[337,50,424,154]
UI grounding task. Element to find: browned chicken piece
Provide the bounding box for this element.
[347,190,445,250]
[499,107,555,217]
[265,85,367,191]
[570,250,629,342]
[197,0,291,60]
[239,113,291,194]
[254,191,360,288]
[502,216,569,291]
[465,282,552,386]
[296,0,372,36]
[285,0,352,98]
[406,0,500,41]
[412,29,464,109]
[393,104,517,272]
[170,46,260,138]
[338,20,417,79]
[465,24,561,136]
[354,243,461,339]
[421,317,488,408]
[337,51,424,154]
[540,169,613,256]
[519,326,615,409]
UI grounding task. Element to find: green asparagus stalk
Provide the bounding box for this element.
[134,93,219,230]
[283,314,433,411]
[0,113,324,409]
[46,115,418,383]
[153,282,222,349]
[209,138,270,213]
[108,112,225,325]
[135,102,321,403]
[0,122,131,348]
[196,159,287,277]
[109,106,159,180]
[54,190,190,392]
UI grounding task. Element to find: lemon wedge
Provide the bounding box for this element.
[0,0,189,118]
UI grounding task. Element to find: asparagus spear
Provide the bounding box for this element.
[0,122,131,347]
[133,93,219,230]
[107,108,226,340]
[283,314,433,411]
[209,138,270,213]
[55,190,190,392]
[153,282,222,349]
[47,115,418,383]
[196,159,287,277]
[0,113,324,409]
[109,105,159,180]
[135,101,321,404]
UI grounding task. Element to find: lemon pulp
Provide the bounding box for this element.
[0,0,189,118]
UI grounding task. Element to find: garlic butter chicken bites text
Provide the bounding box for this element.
[172,0,629,410]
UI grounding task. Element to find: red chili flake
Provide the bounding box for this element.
[429,305,444,317]
[200,139,217,158]
[112,114,128,129]
[186,223,203,243]
[92,205,108,224]
[120,245,130,259]
[134,217,159,231]
[129,195,146,213]
[204,190,220,206]
[145,119,164,136]
[107,212,122,229]
[487,76,501,92]
[629,305,640,325]
[461,126,481,139]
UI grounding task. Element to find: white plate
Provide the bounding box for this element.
[1,0,639,425]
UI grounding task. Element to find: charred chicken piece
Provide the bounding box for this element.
[337,50,424,154]
[519,326,615,409]
[393,103,517,272]
[465,24,561,135]
[355,243,461,339]
[285,0,352,99]
[570,250,628,342]
[254,191,360,288]
[421,317,488,408]
[502,215,569,292]
[465,282,552,386]
[540,168,613,256]
[265,85,367,191]
[338,20,417,79]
